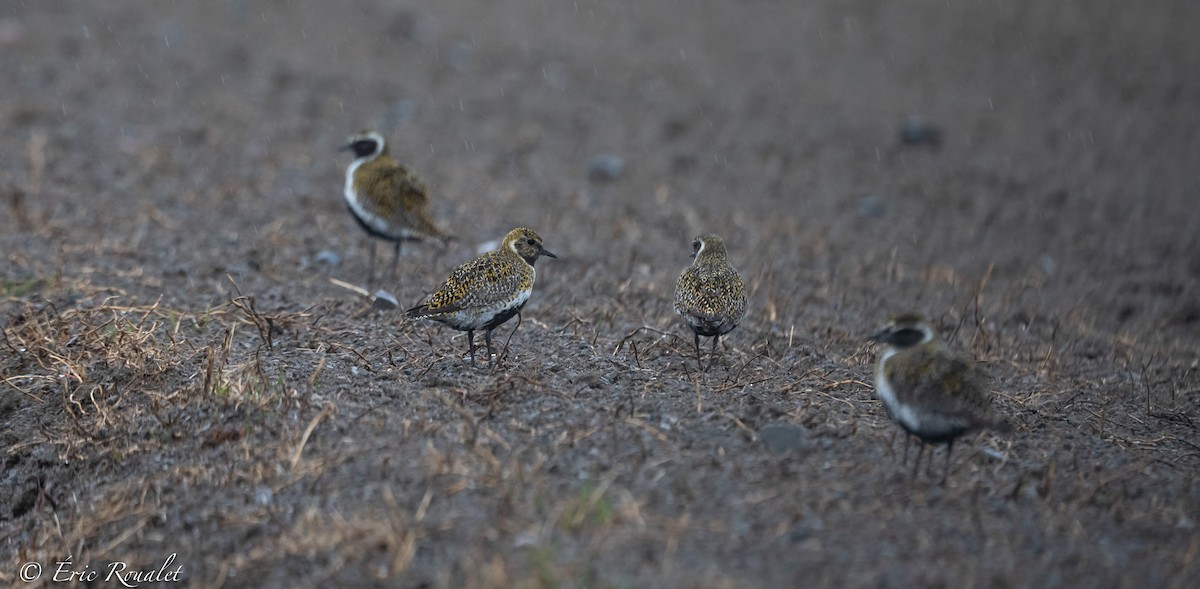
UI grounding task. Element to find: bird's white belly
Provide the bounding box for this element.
[439,289,531,330]
[875,349,923,433]
[344,161,409,237]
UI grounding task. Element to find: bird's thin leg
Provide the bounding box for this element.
[484,329,495,369]
[366,240,377,290]
[466,330,476,364]
[709,334,721,371]
[694,333,703,371]
[389,241,401,284]
[499,311,523,365]
[941,440,954,485]
[911,443,926,480]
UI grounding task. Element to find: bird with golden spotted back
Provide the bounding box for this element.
[341,130,451,287]
[869,312,1011,481]
[673,233,747,370]
[405,227,556,367]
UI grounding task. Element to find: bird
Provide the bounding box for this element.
[868,312,1011,482]
[405,227,556,367]
[340,130,450,287]
[673,233,747,371]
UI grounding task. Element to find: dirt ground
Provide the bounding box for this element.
[2,1,1199,587]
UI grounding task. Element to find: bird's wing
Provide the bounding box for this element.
[367,165,446,239]
[674,266,745,323]
[885,345,995,426]
[410,252,526,317]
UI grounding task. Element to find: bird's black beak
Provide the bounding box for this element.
[867,329,888,343]
[338,142,354,152]
[539,247,558,259]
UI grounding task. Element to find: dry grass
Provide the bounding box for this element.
[0,281,346,582]
[3,273,1198,587]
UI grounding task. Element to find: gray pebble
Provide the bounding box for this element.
[899,116,942,147]
[789,515,825,541]
[373,290,399,310]
[314,250,342,266]
[856,194,888,218]
[760,424,809,454]
[588,154,625,183]
[254,485,274,506]
[1038,254,1057,275]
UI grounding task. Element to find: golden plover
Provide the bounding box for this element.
[673,233,747,370]
[341,130,450,286]
[869,312,1011,481]
[405,227,556,367]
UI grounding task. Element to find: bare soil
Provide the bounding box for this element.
[2,1,1199,587]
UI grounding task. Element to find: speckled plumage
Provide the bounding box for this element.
[870,313,1011,480]
[673,233,747,370]
[406,228,556,367]
[341,130,449,285]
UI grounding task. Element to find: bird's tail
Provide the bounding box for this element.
[404,304,431,319]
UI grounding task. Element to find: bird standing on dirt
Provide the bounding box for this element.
[673,233,747,370]
[868,312,1011,482]
[405,227,556,368]
[341,130,451,287]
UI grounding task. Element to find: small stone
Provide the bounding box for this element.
[898,116,942,147]
[541,61,568,90]
[789,515,825,542]
[856,194,888,218]
[372,290,399,310]
[314,250,342,266]
[980,446,1007,461]
[760,424,809,454]
[574,373,609,389]
[476,239,500,255]
[254,486,273,506]
[659,414,679,432]
[588,154,625,183]
[1038,254,1057,275]
[513,529,539,548]
[0,18,24,46]
[448,41,475,71]
[387,99,420,126]
[671,153,698,174]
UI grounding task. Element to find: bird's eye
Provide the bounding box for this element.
[892,328,926,347]
[526,238,537,246]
